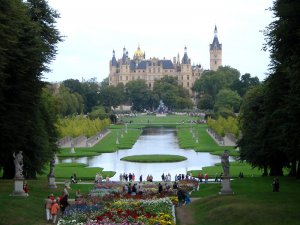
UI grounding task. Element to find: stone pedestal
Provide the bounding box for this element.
[219,177,234,195]
[48,176,57,188]
[11,179,27,197]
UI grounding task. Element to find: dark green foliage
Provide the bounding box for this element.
[230,73,260,97]
[153,76,192,110]
[192,66,249,114]
[239,0,300,177]
[125,79,156,111]
[0,0,62,178]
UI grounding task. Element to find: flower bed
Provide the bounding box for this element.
[58,180,197,225]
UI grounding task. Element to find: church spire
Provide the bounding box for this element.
[210,25,222,71]
[214,25,218,37]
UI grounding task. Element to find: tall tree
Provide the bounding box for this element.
[239,0,300,177]
[263,0,300,177]
[0,0,62,178]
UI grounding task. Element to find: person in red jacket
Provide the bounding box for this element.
[204,173,209,183]
[51,199,60,224]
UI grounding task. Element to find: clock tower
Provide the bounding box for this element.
[210,25,222,71]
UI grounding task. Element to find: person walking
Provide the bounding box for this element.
[158,182,163,194]
[45,195,53,222]
[205,173,209,183]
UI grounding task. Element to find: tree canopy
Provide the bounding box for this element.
[238,0,300,177]
[0,0,62,178]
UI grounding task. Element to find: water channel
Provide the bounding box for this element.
[60,127,225,181]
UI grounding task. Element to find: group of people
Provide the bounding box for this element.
[175,173,195,181]
[118,172,156,182]
[161,173,172,182]
[123,182,144,195]
[119,172,137,182]
[44,186,69,224]
[197,172,210,183]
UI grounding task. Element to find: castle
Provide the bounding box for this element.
[109,26,222,95]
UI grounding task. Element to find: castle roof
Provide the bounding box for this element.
[111,50,117,66]
[129,60,174,70]
[210,25,222,50]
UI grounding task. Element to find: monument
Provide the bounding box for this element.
[219,149,234,195]
[48,158,57,188]
[11,151,27,197]
[70,140,75,154]
[156,100,168,117]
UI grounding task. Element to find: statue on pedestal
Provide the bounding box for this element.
[49,158,55,177]
[221,149,230,177]
[219,149,233,195]
[13,151,24,179]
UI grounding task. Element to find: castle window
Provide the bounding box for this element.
[153,68,156,73]
[149,68,151,73]
[126,76,128,81]
[187,82,189,87]
[158,68,160,73]
[153,63,156,66]
[215,61,217,65]
[149,83,151,88]
[187,75,189,80]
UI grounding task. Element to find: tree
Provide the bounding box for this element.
[153,76,192,110]
[0,0,62,178]
[125,80,152,112]
[238,85,269,175]
[214,89,241,115]
[197,94,214,110]
[262,0,300,177]
[231,73,260,97]
[98,85,124,110]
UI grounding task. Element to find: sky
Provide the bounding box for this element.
[45,0,275,83]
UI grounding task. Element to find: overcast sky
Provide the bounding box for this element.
[45,0,275,83]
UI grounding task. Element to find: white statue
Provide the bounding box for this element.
[13,151,24,179]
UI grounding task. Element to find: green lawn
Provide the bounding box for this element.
[120,114,201,124]
[177,124,236,155]
[57,127,142,157]
[1,177,300,225]
[120,154,187,162]
[183,176,300,225]
[189,161,264,178]
[37,163,115,180]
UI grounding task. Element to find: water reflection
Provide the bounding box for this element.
[59,127,226,181]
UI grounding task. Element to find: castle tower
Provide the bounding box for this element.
[210,25,222,71]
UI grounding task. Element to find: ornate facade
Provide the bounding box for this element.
[109,26,222,95]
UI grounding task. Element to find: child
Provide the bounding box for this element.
[51,199,60,224]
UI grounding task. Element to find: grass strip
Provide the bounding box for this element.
[121,154,187,162]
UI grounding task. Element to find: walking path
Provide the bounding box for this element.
[176,198,201,225]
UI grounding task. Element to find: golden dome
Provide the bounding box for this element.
[134,45,144,60]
